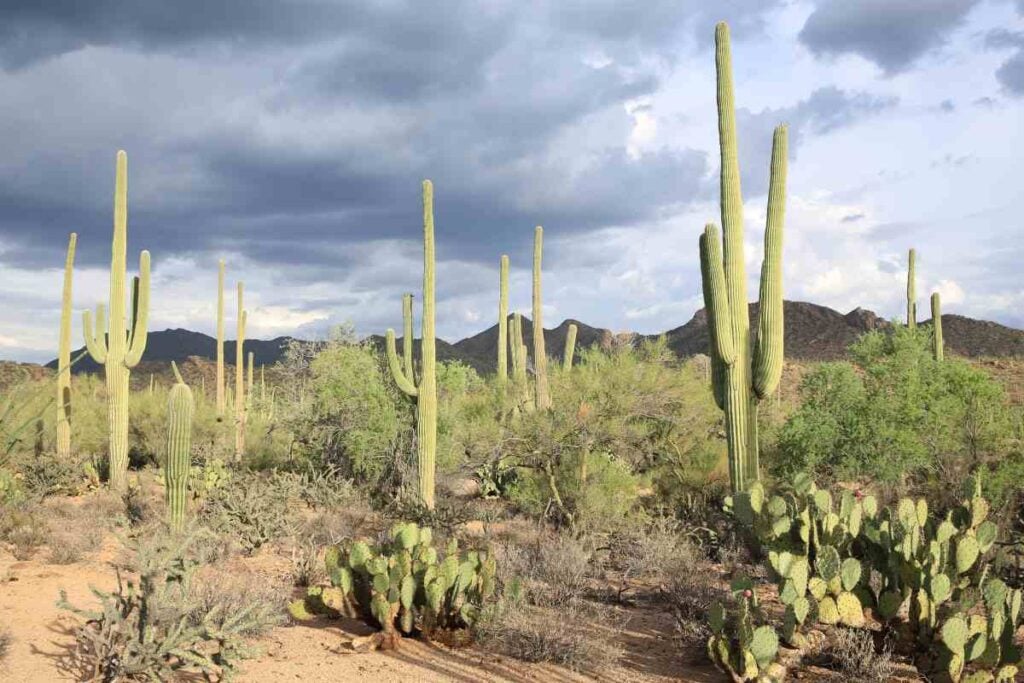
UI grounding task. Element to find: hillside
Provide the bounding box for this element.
[29,301,1024,377]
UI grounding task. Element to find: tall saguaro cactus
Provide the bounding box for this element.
[234,282,247,460]
[907,248,917,329]
[931,292,944,361]
[83,151,151,492]
[385,180,438,509]
[216,259,226,419]
[247,351,254,409]
[497,255,509,384]
[532,227,551,410]
[698,23,787,493]
[56,232,77,459]
[165,362,193,532]
[564,323,578,370]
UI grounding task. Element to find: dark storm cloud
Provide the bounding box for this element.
[736,86,898,195]
[798,0,980,74]
[985,29,1024,95]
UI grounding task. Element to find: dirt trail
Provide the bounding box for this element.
[1,546,722,682]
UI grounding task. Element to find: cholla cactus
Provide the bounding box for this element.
[165,362,193,532]
[82,151,151,492]
[289,522,497,650]
[932,292,944,361]
[699,22,787,493]
[56,232,77,459]
[385,181,438,509]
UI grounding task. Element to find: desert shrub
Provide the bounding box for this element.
[200,470,299,554]
[48,529,102,565]
[15,448,91,497]
[474,597,622,673]
[185,569,285,638]
[819,627,896,683]
[0,501,50,559]
[0,625,11,662]
[0,468,24,505]
[296,464,357,510]
[58,529,278,682]
[289,536,325,587]
[494,532,592,607]
[773,326,1014,492]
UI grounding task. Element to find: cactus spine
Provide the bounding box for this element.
[385,180,438,509]
[216,259,226,419]
[234,282,246,460]
[907,248,917,329]
[56,232,77,459]
[564,323,577,369]
[699,23,787,493]
[165,361,193,532]
[497,255,509,384]
[532,226,551,410]
[82,151,151,492]
[932,292,944,361]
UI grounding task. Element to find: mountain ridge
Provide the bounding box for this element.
[40,301,1024,375]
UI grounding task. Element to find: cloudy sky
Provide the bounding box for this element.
[0,0,1022,362]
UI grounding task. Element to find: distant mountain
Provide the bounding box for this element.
[45,329,294,374]
[38,301,1024,376]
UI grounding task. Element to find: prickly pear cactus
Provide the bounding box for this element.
[707,579,784,682]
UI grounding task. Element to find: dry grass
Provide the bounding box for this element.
[819,627,896,683]
[0,502,50,560]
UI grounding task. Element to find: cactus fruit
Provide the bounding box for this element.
[82,151,151,492]
[698,25,788,493]
[165,362,193,532]
[532,226,551,410]
[564,323,578,370]
[216,259,226,418]
[56,232,77,459]
[385,181,439,509]
[932,292,944,361]
[234,283,246,460]
[497,255,509,384]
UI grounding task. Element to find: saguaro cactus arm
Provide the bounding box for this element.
[83,304,109,364]
[564,323,577,369]
[699,225,737,366]
[401,293,415,382]
[752,125,787,399]
[931,292,944,361]
[123,251,151,367]
[385,329,419,397]
[907,248,917,329]
[497,255,509,382]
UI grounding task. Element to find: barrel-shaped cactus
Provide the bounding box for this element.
[698,23,787,493]
[385,181,438,509]
[56,232,77,459]
[165,362,193,532]
[932,292,944,361]
[82,151,151,491]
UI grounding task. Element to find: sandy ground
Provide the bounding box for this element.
[0,541,723,683]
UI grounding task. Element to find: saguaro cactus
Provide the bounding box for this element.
[497,255,509,384]
[216,259,226,419]
[385,180,438,509]
[234,282,247,460]
[83,151,151,492]
[57,232,77,459]
[698,23,787,493]
[532,227,551,410]
[931,292,944,361]
[564,323,578,370]
[907,248,917,329]
[165,361,193,532]
[508,313,530,411]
